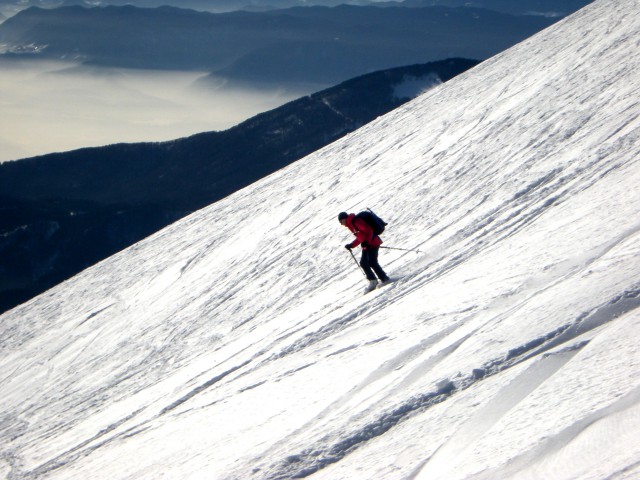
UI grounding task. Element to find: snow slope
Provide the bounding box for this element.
[1,0,639,478]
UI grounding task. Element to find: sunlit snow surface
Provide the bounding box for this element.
[1,0,639,478]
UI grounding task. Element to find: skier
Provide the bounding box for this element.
[339,211,390,292]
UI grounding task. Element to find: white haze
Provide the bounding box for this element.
[0,59,312,162]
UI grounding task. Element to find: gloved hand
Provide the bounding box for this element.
[345,244,353,250]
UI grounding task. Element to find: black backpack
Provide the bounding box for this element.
[355,208,387,235]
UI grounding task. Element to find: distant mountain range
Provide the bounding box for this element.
[0,4,556,84]
[0,0,594,16]
[389,0,593,16]
[0,1,383,17]
[0,59,478,314]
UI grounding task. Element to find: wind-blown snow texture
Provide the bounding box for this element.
[1,0,639,478]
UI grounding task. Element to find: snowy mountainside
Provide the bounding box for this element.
[1,0,640,479]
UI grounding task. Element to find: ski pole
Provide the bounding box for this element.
[348,249,367,277]
[380,245,423,254]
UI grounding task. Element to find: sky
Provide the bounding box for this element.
[0,0,638,478]
[0,59,311,162]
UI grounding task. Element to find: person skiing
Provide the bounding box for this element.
[339,211,390,292]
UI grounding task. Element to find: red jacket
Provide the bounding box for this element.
[345,213,383,249]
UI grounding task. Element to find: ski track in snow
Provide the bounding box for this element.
[255,285,640,479]
[1,0,640,479]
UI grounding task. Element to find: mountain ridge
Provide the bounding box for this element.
[0,0,595,16]
[0,4,556,82]
[0,59,478,314]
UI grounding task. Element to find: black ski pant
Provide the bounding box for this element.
[360,247,388,282]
